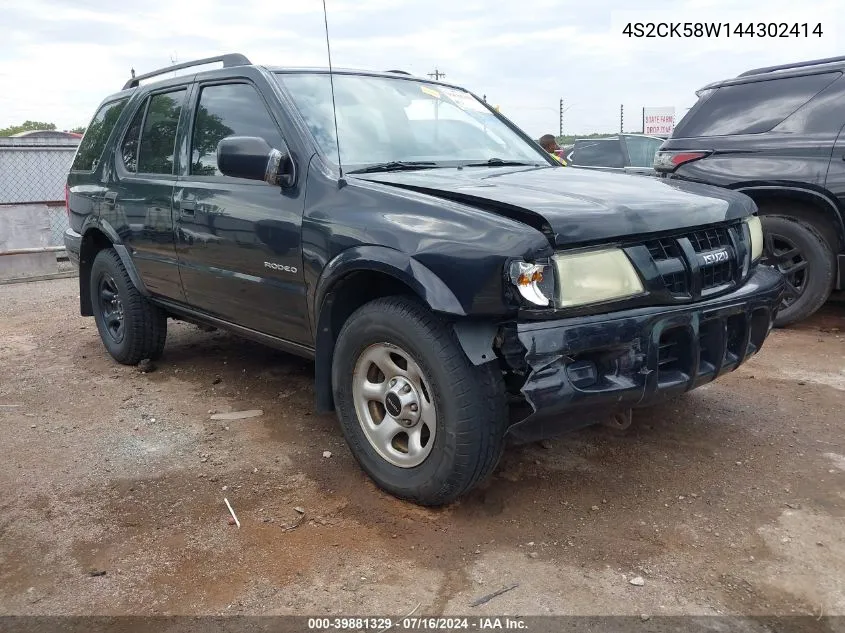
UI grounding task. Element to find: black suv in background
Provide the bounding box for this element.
[656,56,845,326]
[65,54,784,505]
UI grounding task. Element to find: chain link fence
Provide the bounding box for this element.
[0,135,79,281]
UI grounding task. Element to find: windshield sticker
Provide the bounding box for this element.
[442,88,488,113]
[420,85,441,99]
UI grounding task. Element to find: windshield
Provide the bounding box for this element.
[276,72,549,170]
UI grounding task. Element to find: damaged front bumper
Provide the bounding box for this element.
[506,265,785,443]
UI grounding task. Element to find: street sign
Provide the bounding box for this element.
[643,107,675,136]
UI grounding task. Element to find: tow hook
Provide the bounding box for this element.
[602,408,632,431]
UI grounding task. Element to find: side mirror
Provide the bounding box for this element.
[216,136,294,188]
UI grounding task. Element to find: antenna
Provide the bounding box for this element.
[321,0,344,183]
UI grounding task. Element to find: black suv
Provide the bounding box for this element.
[656,55,845,326]
[65,54,784,505]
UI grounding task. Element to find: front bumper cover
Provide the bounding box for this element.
[507,265,785,443]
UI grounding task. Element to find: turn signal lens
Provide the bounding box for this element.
[509,261,553,307]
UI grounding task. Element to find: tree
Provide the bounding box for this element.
[190,106,234,175]
[0,120,57,136]
[70,126,86,134]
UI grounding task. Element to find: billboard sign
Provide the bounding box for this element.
[643,107,675,136]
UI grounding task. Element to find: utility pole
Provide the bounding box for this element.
[559,98,564,137]
[428,68,446,81]
[620,104,624,134]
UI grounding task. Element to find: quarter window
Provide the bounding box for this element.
[71,98,129,171]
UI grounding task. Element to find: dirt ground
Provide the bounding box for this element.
[1,277,843,618]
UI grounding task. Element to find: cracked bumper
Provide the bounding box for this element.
[507,265,785,443]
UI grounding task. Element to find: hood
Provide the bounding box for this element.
[355,166,755,246]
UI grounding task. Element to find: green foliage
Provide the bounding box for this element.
[70,126,86,134]
[136,93,184,174]
[0,120,57,136]
[72,100,128,171]
[191,107,234,176]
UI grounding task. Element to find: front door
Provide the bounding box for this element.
[106,86,188,300]
[174,80,310,344]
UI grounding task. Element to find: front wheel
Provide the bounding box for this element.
[332,296,507,506]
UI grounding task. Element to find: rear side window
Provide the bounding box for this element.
[673,72,840,137]
[71,98,129,171]
[137,89,186,175]
[190,83,283,176]
[571,139,625,168]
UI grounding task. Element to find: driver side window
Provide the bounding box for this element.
[191,83,284,177]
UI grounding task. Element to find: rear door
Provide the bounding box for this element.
[173,77,310,344]
[107,85,189,300]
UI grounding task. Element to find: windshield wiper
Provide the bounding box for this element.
[464,158,540,167]
[347,161,438,174]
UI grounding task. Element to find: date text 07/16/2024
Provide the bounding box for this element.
[307,617,527,630]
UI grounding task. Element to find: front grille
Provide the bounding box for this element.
[642,223,744,299]
[701,260,732,287]
[662,271,687,294]
[647,238,681,260]
[688,227,731,252]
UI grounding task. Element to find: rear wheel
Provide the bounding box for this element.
[90,249,167,364]
[760,215,835,327]
[332,296,507,506]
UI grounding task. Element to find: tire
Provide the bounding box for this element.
[760,215,835,327]
[332,296,507,506]
[89,248,167,364]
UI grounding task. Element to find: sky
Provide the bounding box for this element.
[0,0,842,138]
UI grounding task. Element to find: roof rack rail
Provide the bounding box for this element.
[738,55,845,77]
[123,53,252,90]
[385,69,412,75]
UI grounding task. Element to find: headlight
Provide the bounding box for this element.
[508,261,554,307]
[553,248,644,308]
[745,215,764,262]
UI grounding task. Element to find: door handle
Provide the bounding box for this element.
[180,200,196,216]
[104,191,117,207]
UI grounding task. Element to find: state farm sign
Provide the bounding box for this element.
[643,107,675,136]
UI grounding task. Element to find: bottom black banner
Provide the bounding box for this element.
[0,616,842,633]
